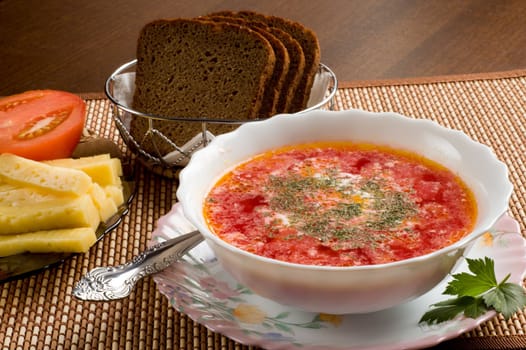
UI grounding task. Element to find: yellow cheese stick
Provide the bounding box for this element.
[0,183,15,192]
[0,227,97,257]
[0,153,92,195]
[104,184,125,207]
[47,154,111,163]
[0,194,100,235]
[45,155,123,186]
[0,184,73,206]
[1,182,120,222]
[88,183,119,222]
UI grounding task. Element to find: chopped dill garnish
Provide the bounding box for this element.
[263,167,417,249]
[367,192,417,230]
[331,202,362,219]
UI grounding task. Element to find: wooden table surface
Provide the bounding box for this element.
[1,0,526,96]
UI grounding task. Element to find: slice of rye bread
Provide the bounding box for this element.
[210,10,320,112]
[208,11,305,113]
[203,15,290,118]
[131,18,276,155]
[266,27,305,113]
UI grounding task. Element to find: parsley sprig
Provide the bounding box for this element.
[420,257,526,325]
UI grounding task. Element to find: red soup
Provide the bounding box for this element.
[204,142,477,266]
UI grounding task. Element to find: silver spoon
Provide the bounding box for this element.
[73,230,204,301]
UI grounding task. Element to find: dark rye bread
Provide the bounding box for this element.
[131,18,275,155]
[266,27,305,112]
[210,10,320,112]
[203,15,290,118]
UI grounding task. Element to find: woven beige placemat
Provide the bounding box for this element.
[1,70,525,350]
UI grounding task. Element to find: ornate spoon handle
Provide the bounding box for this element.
[73,230,203,301]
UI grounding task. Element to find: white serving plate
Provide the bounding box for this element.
[151,203,526,350]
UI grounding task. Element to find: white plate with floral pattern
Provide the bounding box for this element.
[151,203,526,350]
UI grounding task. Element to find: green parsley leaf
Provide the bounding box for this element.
[420,296,487,324]
[483,281,526,319]
[420,257,526,325]
[463,296,490,319]
[444,257,497,297]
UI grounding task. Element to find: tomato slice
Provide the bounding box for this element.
[0,90,86,160]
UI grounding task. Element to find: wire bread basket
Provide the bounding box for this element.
[105,59,338,178]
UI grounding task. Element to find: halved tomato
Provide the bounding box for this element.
[0,90,86,160]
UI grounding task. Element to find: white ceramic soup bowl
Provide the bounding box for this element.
[176,109,512,314]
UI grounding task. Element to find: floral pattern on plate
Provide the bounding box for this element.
[151,204,526,350]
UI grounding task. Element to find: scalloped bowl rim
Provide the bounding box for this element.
[177,109,513,272]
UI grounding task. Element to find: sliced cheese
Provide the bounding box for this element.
[0,183,16,192]
[0,227,97,257]
[46,154,111,164]
[45,155,123,186]
[0,194,100,235]
[88,183,119,222]
[0,184,74,206]
[0,154,127,255]
[0,153,92,195]
[104,184,125,207]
